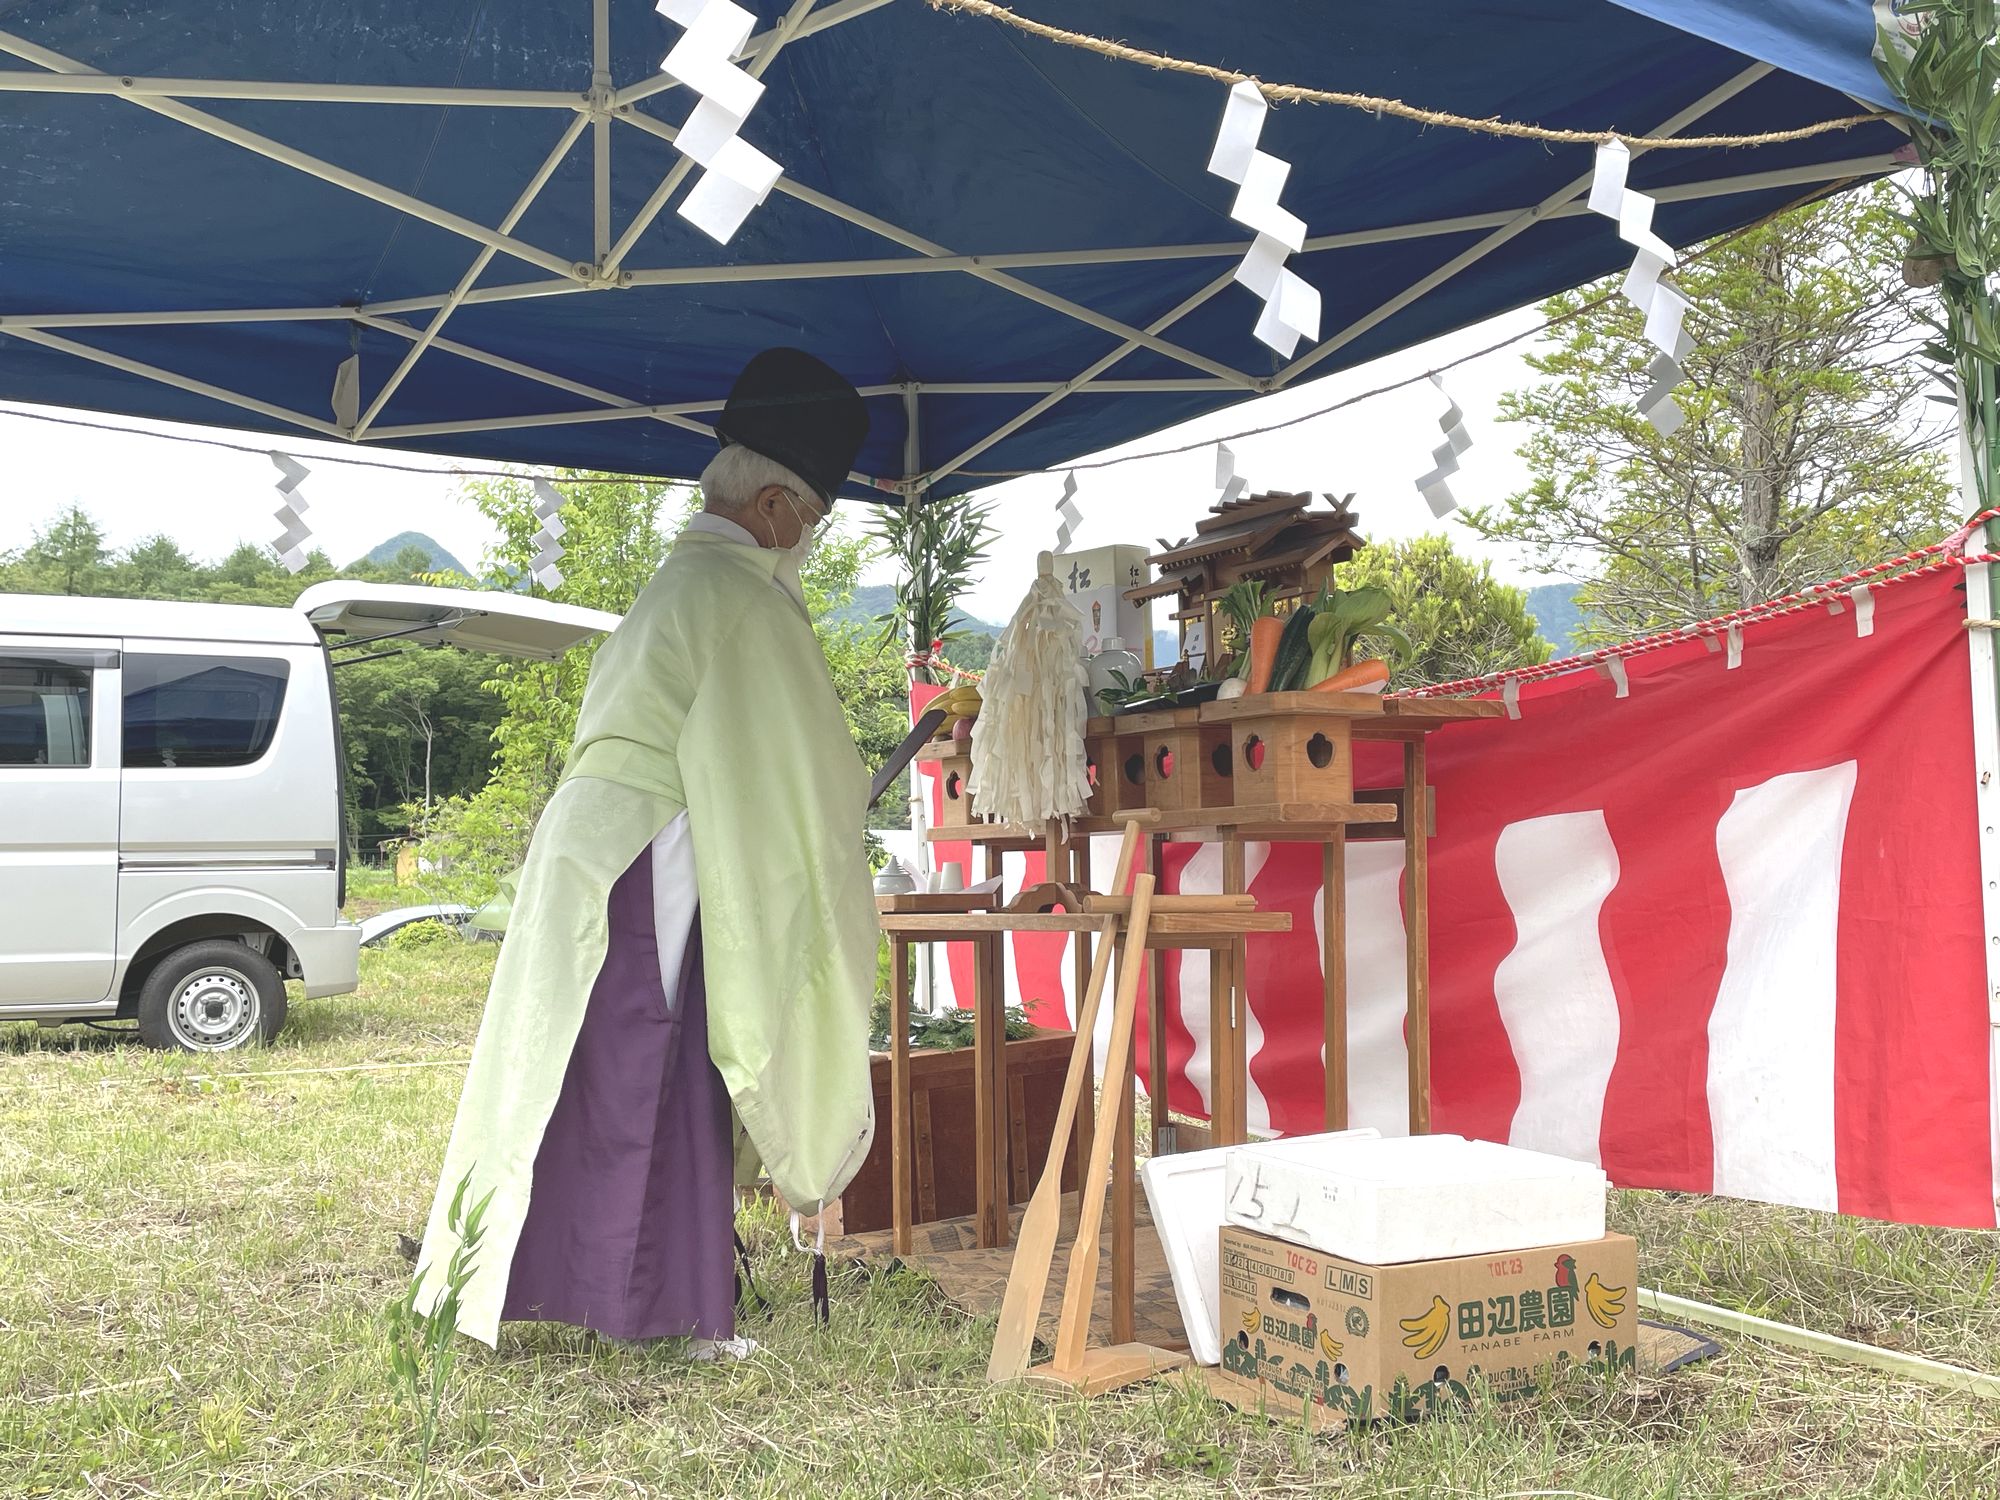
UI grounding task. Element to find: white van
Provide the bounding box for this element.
[0,583,616,1051]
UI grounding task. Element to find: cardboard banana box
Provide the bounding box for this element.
[1213,1224,1638,1431]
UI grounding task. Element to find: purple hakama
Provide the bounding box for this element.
[502,847,737,1340]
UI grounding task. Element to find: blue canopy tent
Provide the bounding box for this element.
[0,0,1910,502]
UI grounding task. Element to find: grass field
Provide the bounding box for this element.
[4,889,2000,1497]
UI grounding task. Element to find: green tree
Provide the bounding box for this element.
[113,535,200,599]
[459,472,677,810]
[1465,184,1956,643]
[337,649,503,854]
[1333,535,1552,686]
[5,504,110,595]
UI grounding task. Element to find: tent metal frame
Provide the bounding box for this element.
[0,10,1902,497]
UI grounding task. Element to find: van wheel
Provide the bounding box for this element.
[136,941,288,1052]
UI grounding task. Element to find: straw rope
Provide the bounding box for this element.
[926,0,1888,150]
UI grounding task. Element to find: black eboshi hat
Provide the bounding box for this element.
[713,346,869,506]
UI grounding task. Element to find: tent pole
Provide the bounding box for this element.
[1271,61,1776,389]
[593,0,613,266]
[351,114,590,439]
[0,72,586,107]
[601,0,820,276]
[0,150,1896,333]
[612,0,896,108]
[0,326,348,439]
[902,386,942,1016]
[0,28,584,282]
[618,108,1259,390]
[350,310,883,492]
[919,265,1245,489]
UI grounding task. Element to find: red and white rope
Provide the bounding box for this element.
[1402,514,2000,701]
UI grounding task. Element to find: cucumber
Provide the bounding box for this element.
[1267,604,1318,692]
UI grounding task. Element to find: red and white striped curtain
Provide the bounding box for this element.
[915,561,1998,1229]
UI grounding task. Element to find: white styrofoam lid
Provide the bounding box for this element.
[1231,1133,1608,1188]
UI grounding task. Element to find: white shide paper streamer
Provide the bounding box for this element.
[270,452,313,574]
[531,478,567,590]
[657,0,784,244]
[1588,138,1695,437]
[1414,373,1472,518]
[1215,441,1247,505]
[331,354,361,430]
[1206,80,1322,358]
[1054,471,1082,554]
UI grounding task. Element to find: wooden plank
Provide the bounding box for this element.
[1382,697,1508,721]
[1147,833,1170,1158]
[1208,946,1235,1148]
[912,1087,937,1224]
[1070,837,1094,1205]
[973,934,1001,1248]
[1221,837,1249,1145]
[1405,739,1432,1135]
[985,935,1011,1246]
[1198,691,1388,724]
[1082,892,1256,913]
[891,939,913,1256]
[1052,876,1156,1374]
[1112,932,1137,1346]
[928,804,1399,843]
[879,912,1292,938]
[875,876,1006,914]
[1008,1074,1032,1202]
[1024,1342,1188,1396]
[1192,489,1309,534]
[1323,837,1347,1132]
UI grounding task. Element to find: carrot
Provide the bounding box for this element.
[1245,615,1286,694]
[1308,657,1391,694]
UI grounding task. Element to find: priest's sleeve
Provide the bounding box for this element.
[678,584,879,1215]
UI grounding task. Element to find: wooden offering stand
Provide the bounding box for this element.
[928,690,1502,1149]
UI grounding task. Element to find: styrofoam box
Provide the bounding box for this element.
[1222,1133,1607,1265]
[1142,1129,1378,1366]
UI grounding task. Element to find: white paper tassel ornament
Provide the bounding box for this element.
[970,551,1093,831]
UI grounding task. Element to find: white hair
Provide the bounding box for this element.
[699,443,815,516]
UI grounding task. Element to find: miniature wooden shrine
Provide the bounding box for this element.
[1127,490,1365,665]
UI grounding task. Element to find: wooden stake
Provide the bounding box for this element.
[1322,834,1347,1131]
[891,938,913,1255]
[1147,832,1170,1157]
[985,820,1144,1383]
[1052,873,1155,1372]
[1405,739,1432,1134]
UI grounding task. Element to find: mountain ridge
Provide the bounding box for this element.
[351,530,472,578]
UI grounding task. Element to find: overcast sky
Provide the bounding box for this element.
[1,305,1556,626]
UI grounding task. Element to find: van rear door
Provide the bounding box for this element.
[0,638,120,1004]
[293,583,620,661]
[295,583,619,906]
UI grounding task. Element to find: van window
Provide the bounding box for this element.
[123,654,289,770]
[0,656,93,767]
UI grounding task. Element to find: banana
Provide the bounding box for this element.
[1240,1308,1260,1336]
[1399,1295,1450,1359]
[1583,1272,1628,1330]
[1319,1327,1344,1361]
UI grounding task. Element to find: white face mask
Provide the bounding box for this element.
[778,488,825,567]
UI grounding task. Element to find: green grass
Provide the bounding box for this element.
[4,940,2000,1497]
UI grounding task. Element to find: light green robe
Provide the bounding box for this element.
[416,526,878,1346]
